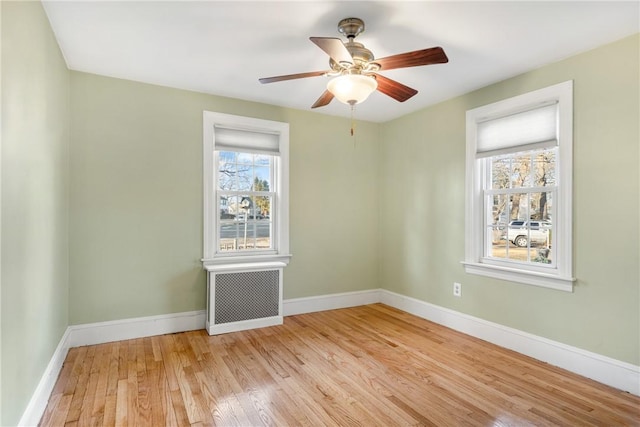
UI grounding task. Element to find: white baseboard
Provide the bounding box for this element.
[379,289,640,396]
[20,289,640,425]
[18,310,206,426]
[18,328,71,427]
[66,310,206,348]
[283,289,382,316]
[207,315,282,335]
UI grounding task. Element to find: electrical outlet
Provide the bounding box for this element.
[453,282,462,297]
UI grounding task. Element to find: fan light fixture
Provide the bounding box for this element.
[326,74,377,105]
[258,17,448,134]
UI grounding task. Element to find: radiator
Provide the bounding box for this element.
[205,263,284,335]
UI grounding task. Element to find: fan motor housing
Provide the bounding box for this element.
[329,41,380,75]
[346,42,374,63]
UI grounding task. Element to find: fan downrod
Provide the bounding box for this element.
[337,17,365,39]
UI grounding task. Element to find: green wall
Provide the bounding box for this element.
[379,34,640,365]
[69,72,380,324]
[1,1,70,424]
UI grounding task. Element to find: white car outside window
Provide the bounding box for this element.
[505,221,550,247]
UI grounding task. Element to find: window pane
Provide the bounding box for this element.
[491,157,511,190]
[488,227,510,260]
[241,222,257,249]
[227,196,240,220]
[236,165,253,191]
[219,151,236,163]
[253,166,271,190]
[219,223,239,251]
[237,195,252,216]
[219,196,234,219]
[237,152,253,164]
[511,153,532,188]
[530,191,552,222]
[255,154,270,166]
[218,154,237,190]
[534,149,556,187]
[222,195,238,219]
[507,218,531,249]
[256,221,272,249]
[251,221,272,249]
[533,246,552,264]
[254,195,271,219]
[490,194,509,226]
[508,192,529,222]
[505,246,530,262]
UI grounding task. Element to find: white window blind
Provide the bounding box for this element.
[476,102,558,158]
[214,126,280,155]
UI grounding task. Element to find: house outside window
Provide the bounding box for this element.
[463,81,574,291]
[202,111,290,266]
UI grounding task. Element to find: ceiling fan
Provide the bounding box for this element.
[258,17,448,109]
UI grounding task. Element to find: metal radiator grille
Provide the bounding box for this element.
[214,270,280,324]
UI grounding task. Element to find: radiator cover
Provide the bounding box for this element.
[206,263,284,335]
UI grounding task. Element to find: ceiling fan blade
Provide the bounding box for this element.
[310,37,353,65]
[375,47,448,71]
[373,74,418,102]
[311,90,335,109]
[259,70,327,84]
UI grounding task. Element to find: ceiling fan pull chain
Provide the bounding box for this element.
[350,104,355,137]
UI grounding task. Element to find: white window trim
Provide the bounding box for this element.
[463,81,575,292]
[202,111,291,267]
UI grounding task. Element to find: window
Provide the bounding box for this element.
[463,81,574,291]
[203,112,290,266]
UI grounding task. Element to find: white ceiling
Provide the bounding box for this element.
[42,1,639,123]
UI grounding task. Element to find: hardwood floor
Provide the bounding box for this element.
[40,304,640,426]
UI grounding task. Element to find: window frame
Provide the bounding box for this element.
[463,81,575,291]
[202,111,290,267]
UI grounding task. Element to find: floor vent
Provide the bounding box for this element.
[205,264,283,335]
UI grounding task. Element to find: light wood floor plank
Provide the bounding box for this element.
[102,342,120,427]
[89,343,111,425]
[114,379,127,426]
[40,304,640,426]
[65,345,96,424]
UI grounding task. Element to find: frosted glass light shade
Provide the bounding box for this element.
[327,74,377,105]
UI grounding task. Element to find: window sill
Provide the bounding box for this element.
[461,261,575,292]
[202,253,292,270]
